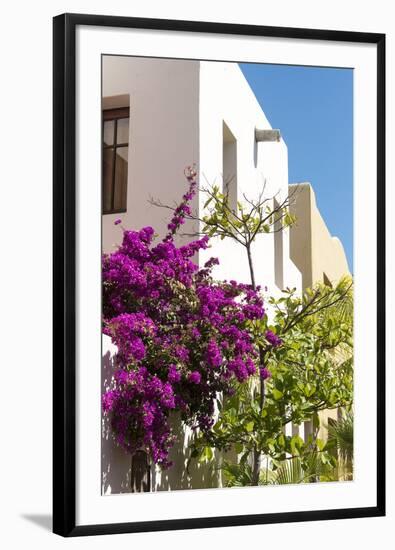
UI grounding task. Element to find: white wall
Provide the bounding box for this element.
[101,336,134,494]
[102,56,200,252]
[100,55,302,305]
[199,61,302,296]
[1,1,393,550]
[101,56,301,292]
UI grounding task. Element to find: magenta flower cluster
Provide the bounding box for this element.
[102,167,270,467]
[164,167,196,240]
[265,329,282,348]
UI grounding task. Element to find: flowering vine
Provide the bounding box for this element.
[102,167,270,468]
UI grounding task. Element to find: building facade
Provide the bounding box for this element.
[101,56,348,494]
[289,183,350,290]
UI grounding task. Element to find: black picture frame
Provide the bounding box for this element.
[53,13,386,537]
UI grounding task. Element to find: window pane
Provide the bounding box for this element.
[113,146,128,211]
[103,120,114,146]
[103,148,114,212]
[117,118,129,144]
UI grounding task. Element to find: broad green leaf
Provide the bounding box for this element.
[272,388,284,400]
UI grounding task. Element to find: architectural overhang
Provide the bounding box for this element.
[255,128,281,142]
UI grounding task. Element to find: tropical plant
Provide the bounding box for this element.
[327,412,354,480]
[190,279,353,485]
[187,183,353,485]
[222,448,337,487]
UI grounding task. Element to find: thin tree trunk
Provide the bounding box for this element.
[245,244,265,486]
[246,244,256,290]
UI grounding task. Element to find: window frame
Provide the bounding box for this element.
[102,106,130,214]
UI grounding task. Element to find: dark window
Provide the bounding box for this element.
[102,107,130,214]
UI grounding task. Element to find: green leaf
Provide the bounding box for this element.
[245,421,254,433]
[272,388,284,400]
[304,383,316,397]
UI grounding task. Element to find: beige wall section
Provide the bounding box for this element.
[289,183,350,290]
[288,182,351,445]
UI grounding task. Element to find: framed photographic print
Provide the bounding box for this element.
[53,13,386,537]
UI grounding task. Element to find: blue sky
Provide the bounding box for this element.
[239,63,353,273]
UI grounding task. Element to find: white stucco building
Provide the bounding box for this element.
[101,56,303,494]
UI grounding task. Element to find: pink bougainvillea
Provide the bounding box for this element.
[102,167,268,468]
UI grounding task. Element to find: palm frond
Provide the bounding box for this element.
[222,460,254,487]
[327,413,354,464]
[266,458,304,484]
[266,453,336,485]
